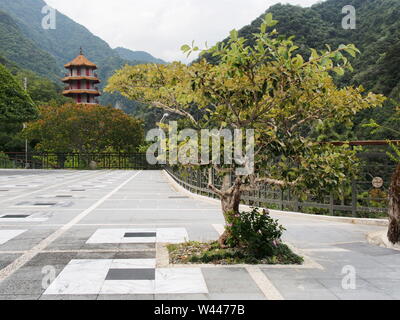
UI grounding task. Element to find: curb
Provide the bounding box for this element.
[163,170,389,227]
[367,230,400,251]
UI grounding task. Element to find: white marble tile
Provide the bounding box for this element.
[44,259,208,295]
[86,228,188,244]
[0,217,48,222]
[157,228,189,243]
[100,280,155,294]
[0,229,27,244]
[0,212,51,222]
[120,236,156,243]
[44,259,113,295]
[86,228,156,244]
[155,268,209,294]
[110,259,156,269]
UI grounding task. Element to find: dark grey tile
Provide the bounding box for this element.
[119,243,156,250]
[113,251,156,259]
[34,202,57,206]
[106,268,155,280]
[168,196,189,199]
[97,294,154,300]
[124,232,156,238]
[336,242,400,257]
[1,215,30,218]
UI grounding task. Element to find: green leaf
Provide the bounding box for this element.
[333,67,345,76]
[264,13,277,27]
[181,44,191,53]
[230,29,239,41]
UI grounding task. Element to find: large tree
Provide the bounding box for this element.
[24,103,144,156]
[364,119,400,244]
[106,14,385,245]
[0,63,37,122]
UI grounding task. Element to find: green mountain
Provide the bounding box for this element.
[114,47,167,64]
[205,0,400,100]
[0,10,59,80]
[0,0,118,70]
[203,0,400,139]
[0,0,165,110]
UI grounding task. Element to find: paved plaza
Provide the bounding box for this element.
[0,169,399,300]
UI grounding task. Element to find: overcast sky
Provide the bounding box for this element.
[45,0,322,63]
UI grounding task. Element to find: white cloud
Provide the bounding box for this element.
[45,0,322,63]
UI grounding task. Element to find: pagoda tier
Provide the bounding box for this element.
[62,49,101,105]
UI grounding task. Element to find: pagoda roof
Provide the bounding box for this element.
[64,54,97,68]
[61,76,100,83]
[63,89,101,96]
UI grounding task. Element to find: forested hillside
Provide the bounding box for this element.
[0,11,59,80]
[0,0,118,70]
[114,47,167,65]
[0,0,398,136]
[0,0,165,111]
[203,0,400,139]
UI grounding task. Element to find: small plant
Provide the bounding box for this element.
[167,240,303,265]
[225,208,285,257]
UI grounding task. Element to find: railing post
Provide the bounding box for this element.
[329,192,334,216]
[279,188,284,211]
[197,171,201,193]
[351,179,357,217]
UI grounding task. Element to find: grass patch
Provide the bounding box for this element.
[167,241,303,265]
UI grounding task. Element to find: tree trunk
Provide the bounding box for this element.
[218,175,242,247]
[388,163,400,244]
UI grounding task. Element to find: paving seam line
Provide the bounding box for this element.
[0,170,142,281]
[211,224,284,300]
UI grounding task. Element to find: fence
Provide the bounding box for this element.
[0,152,160,170]
[164,143,396,218]
[1,142,396,218]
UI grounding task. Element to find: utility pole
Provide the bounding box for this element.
[23,78,29,169]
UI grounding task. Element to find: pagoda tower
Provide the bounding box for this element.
[62,48,101,104]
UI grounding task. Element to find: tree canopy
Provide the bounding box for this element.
[0,63,37,123]
[106,14,386,236]
[24,104,144,154]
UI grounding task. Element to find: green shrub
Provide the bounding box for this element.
[226,207,285,257]
[0,151,12,168]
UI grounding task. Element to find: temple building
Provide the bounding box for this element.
[62,49,101,104]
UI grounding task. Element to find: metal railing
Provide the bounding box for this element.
[165,165,391,218]
[164,143,396,218]
[0,153,161,170]
[0,142,396,218]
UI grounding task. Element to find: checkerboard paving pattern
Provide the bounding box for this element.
[10,201,73,208]
[0,212,52,222]
[86,228,189,244]
[44,259,208,295]
[0,230,26,245]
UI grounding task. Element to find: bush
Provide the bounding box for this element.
[226,208,285,257]
[0,152,14,168]
[167,240,303,265]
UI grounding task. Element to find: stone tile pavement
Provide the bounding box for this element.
[0,169,398,300]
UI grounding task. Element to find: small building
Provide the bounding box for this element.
[62,49,101,104]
